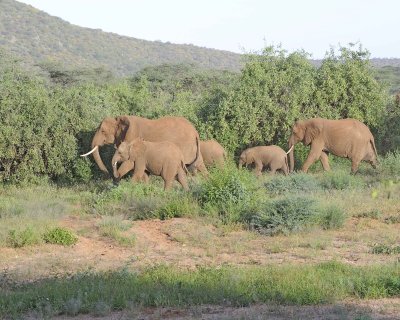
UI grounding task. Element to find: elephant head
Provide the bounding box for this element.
[81,116,132,174]
[112,141,132,178]
[288,119,322,172]
[238,149,254,168]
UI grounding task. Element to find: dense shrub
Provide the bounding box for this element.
[250,196,318,235]
[319,170,365,190]
[7,227,42,248]
[317,205,346,230]
[264,173,320,195]
[196,163,264,224]
[43,227,78,246]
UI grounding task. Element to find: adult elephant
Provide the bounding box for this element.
[81,115,207,176]
[288,118,378,173]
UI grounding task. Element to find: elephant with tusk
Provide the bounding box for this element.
[81,115,207,178]
[288,118,378,173]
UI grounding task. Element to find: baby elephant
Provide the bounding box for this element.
[112,138,189,191]
[238,145,293,176]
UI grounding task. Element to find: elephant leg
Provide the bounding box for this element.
[319,152,331,171]
[164,179,173,190]
[117,160,135,178]
[302,145,323,173]
[351,158,361,174]
[177,168,189,191]
[253,160,263,177]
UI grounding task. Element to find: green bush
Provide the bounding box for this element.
[371,244,400,255]
[250,196,318,235]
[196,164,263,224]
[265,173,320,195]
[320,170,364,190]
[378,150,400,177]
[7,227,42,248]
[43,227,78,246]
[317,205,346,230]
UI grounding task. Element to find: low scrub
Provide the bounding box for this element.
[1,262,399,317]
[43,227,78,246]
[249,196,346,235]
[250,196,318,235]
[319,170,364,190]
[196,163,265,224]
[371,244,400,255]
[264,173,320,195]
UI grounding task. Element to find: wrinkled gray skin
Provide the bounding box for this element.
[82,115,207,178]
[112,139,189,191]
[288,118,378,173]
[239,145,289,176]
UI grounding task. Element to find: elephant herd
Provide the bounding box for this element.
[81,115,378,190]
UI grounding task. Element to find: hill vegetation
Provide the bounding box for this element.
[0,0,242,76]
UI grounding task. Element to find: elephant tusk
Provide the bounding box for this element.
[286,145,294,155]
[113,162,118,167]
[80,145,98,157]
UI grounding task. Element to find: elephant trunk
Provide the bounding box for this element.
[92,142,109,174]
[238,159,243,169]
[288,136,295,173]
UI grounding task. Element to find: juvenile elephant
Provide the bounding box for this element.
[288,118,378,173]
[81,115,207,178]
[238,145,291,176]
[112,138,189,191]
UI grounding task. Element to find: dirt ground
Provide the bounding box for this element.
[1,216,400,319]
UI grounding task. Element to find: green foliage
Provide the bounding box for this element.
[196,163,263,224]
[251,196,318,235]
[371,244,400,255]
[204,44,387,157]
[319,170,365,190]
[7,227,42,248]
[43,227,78,246]
[354,209,382,219]
[1,263,399,317]
[264,173,320,195]
[0,0,241,77]
[317,205,346,230]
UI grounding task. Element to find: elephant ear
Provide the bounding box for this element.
[116,116,140,146]
[115,116,129,146]
[304,121,322,146]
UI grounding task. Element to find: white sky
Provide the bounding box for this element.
[18,0,400,58]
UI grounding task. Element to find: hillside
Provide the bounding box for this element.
[0,0,242,76]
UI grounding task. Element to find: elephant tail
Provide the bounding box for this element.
[187,136,201,167]
[181,160,189,175]
[370,137,379,162]
[284,154,289,173]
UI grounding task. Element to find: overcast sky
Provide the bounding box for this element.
[18,0,400,58]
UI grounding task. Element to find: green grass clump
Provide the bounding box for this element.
[43,227,78,246]
[97,216,135,246]
[378,150,400,177]
[371,244,400,255]
[250,196,318,235]
[0,262,399,317]
[320,170,364,190]
[317,205,346,230]
[354,209,382,219]
[264,173,320,195]
[196,163,264,224]
[7,227,42,248]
